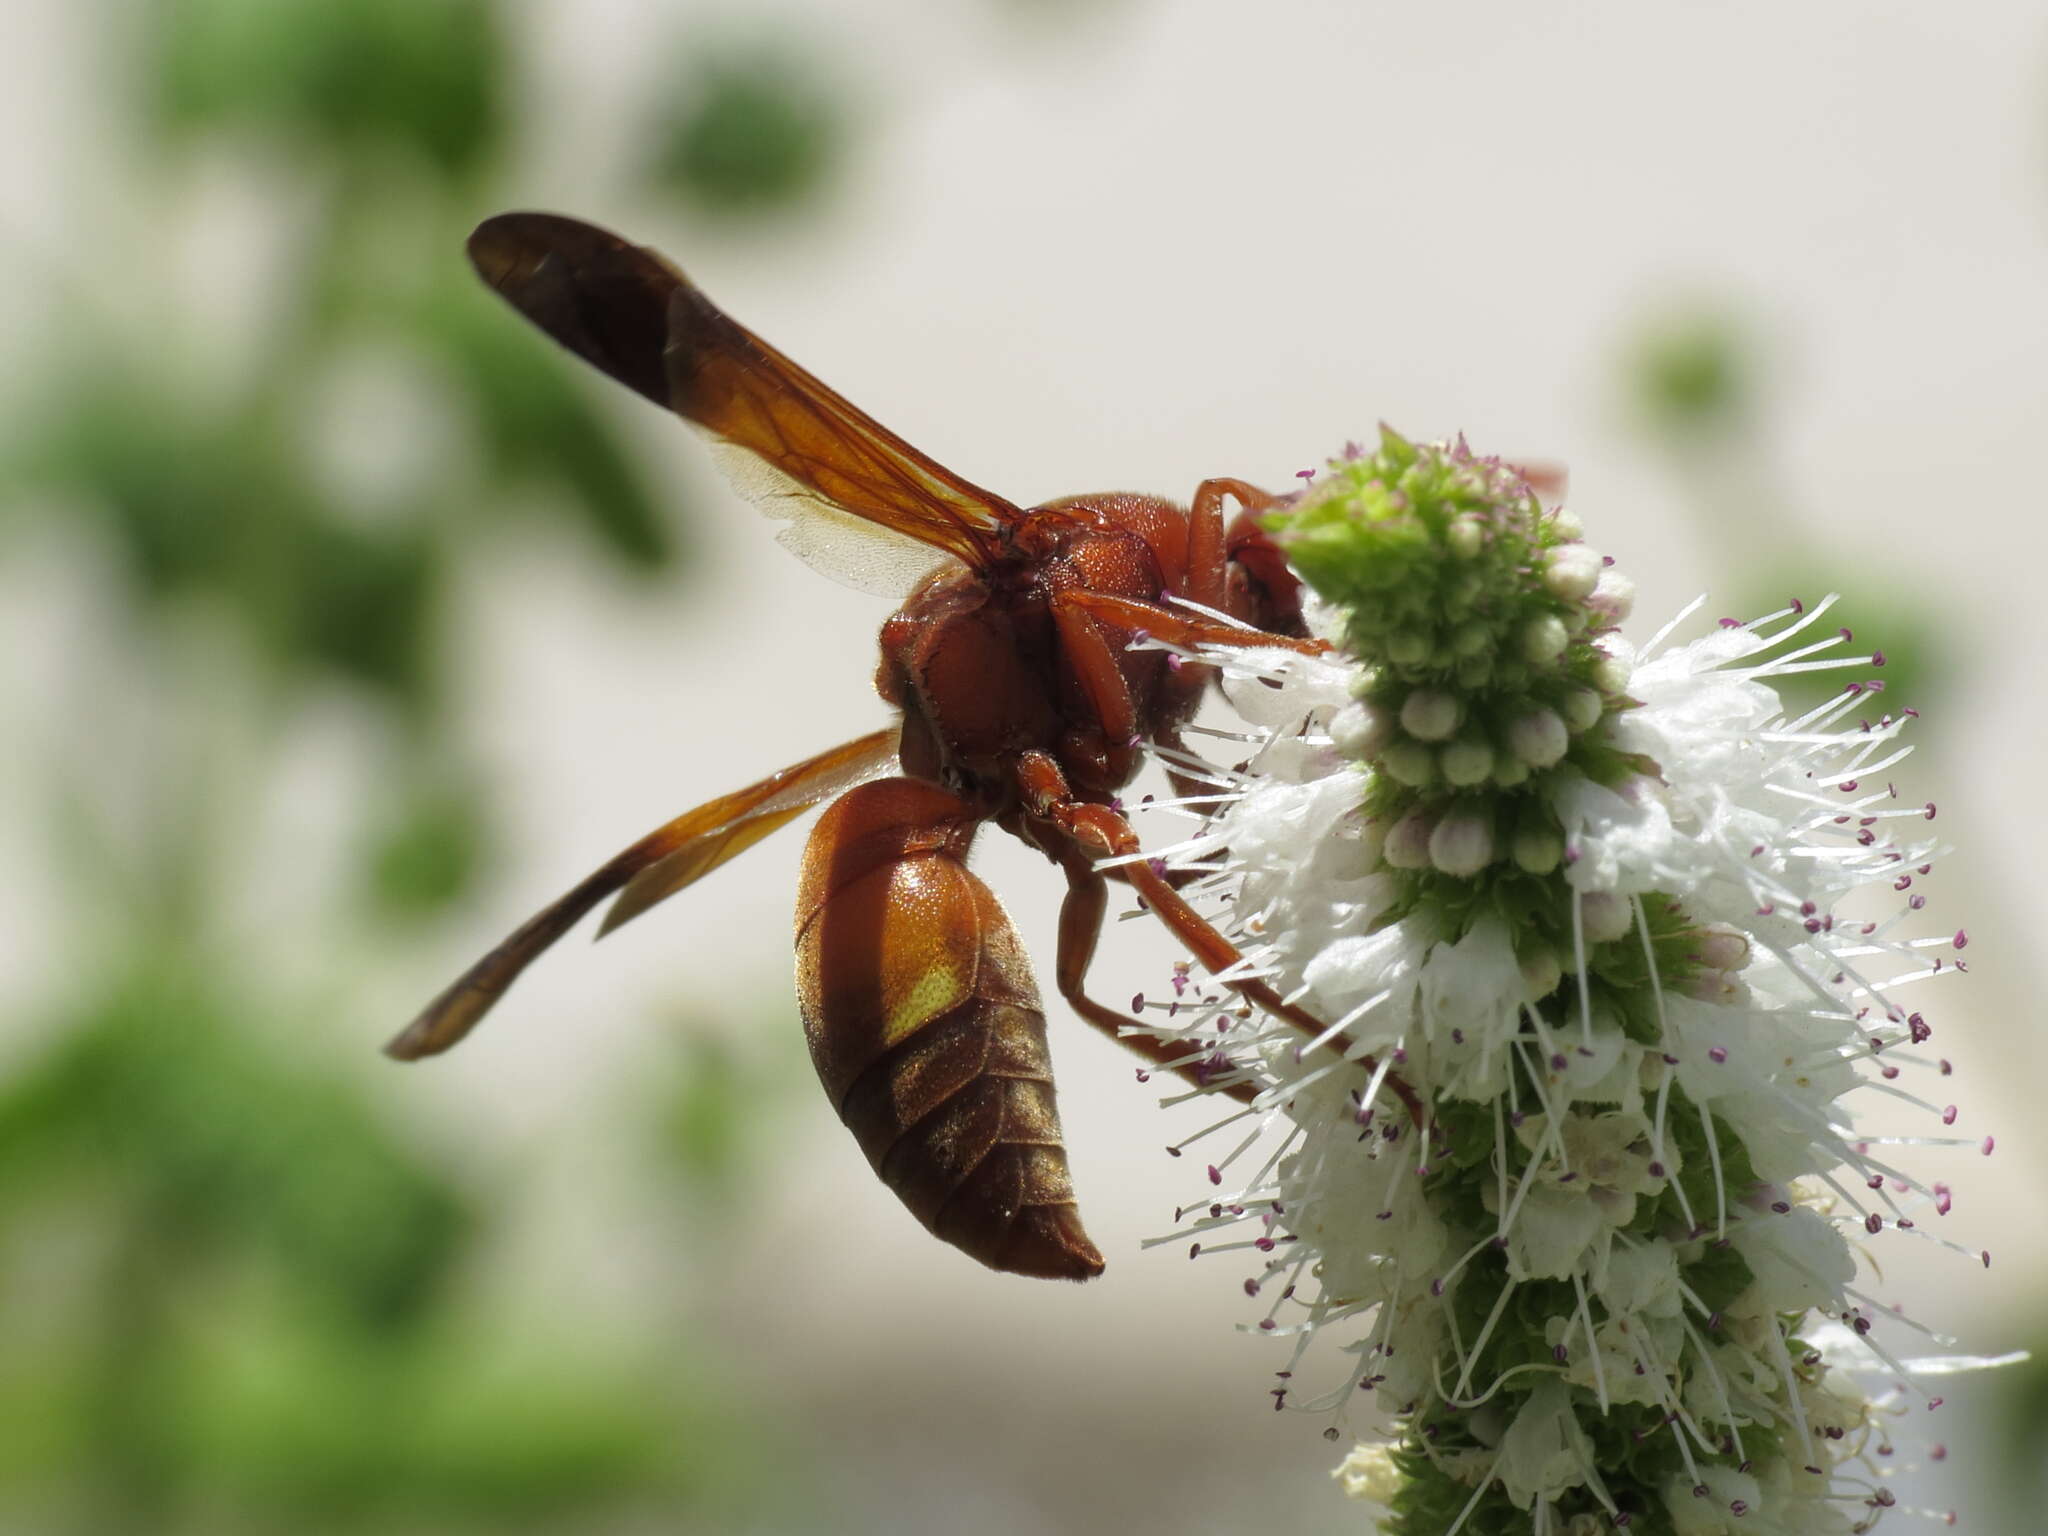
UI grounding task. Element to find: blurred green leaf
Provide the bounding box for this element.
[661,1033,752,1194]
[145,0,507,180]
[0,956,469,1329]
[1624,303,1754,438]
[1616,297,1952,723]
[1993,1344,2048,1514]
[364,766,494,920]
[655,43,848,218]
[284,512,442,700]
[157,1302,687,1522]
[424,278,679,569]
[1718,580,1939,722]
[15,349,453,704]
[0,951,786,1527]
[651,1018,810,1209]
[21,358,253,598]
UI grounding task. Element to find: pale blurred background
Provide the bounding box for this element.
[1,1,2043,1531]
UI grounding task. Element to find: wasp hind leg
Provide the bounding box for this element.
[1042,837,1256,1104]
[1013,751,1424,1125]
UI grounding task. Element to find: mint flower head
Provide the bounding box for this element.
[1136,430,2004,1533]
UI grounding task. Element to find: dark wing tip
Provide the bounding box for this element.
[382,978,493,1062]
[382,1005,458,1062]
[382,1026,432,1062]
[464,212,681,409]
[467,211,619,290]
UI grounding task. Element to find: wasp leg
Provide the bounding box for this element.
[1012,752,1423,1125]
[1184,477,1276,611]
[1045,586,1148,789]
[1042,837,1257,1104]
[1058,588,1330,659]
[1047,582,1322,794]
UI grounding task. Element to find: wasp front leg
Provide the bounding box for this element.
[1183,477,1273,611]
[1182,477,1307,638]
[1056,588,1328,661]
[796,778,1103,1281]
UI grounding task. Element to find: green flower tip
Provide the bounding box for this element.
[1266,430,1643,902]
[1271,426,1629,687]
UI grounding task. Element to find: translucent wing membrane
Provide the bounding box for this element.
[468,213,1022,592]
[386,729,898,1061]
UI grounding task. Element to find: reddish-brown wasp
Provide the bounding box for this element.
[387,212,1362,1281]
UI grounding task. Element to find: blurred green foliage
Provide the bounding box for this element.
[653,1024,814,1206]
[0,949,752,1529]
[417,267,676,570]
[1627,304,1753,438]
[1620,300,1943,721]
[147,0,507,179]
[364,769,494,921]
[1992,1347,2048,1517]
[655,43,849,219]
[1,0,855,1529]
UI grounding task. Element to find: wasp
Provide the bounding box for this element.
[388,213,1368,1280]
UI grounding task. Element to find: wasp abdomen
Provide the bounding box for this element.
[795,779,1103,1281]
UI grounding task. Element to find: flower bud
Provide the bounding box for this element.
[1429,810,1495,877]
[1578,890,1632,944]
[1492,754,1530,788]
[1382,808,1435,869]
[1587,568,1635,623]
[1519,944,1564,999]
[1440,736,1494,786]
[1381,739,1436,787]
[1512,824,1563,874]
[1387,631,1430,666]
[1329,701,1394,760]
[1450,619,1492,657]
[1446,515,1484,559]
[1561,687,1605,733]
[1695,926,1751,972]
[1590,652,1633,696]
[1543,544,1602,601]
[1520,615,1570,665]
[1509,708,1570,768]
[1399,689,1462,742]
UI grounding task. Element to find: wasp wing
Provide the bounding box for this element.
[468,212,1021,594]
[386,729,899,1061]
[596,728,901,937]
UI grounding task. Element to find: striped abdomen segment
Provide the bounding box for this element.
[794,778,1103,1280]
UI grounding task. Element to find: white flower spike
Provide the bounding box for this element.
[1136,429,2003,1534]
